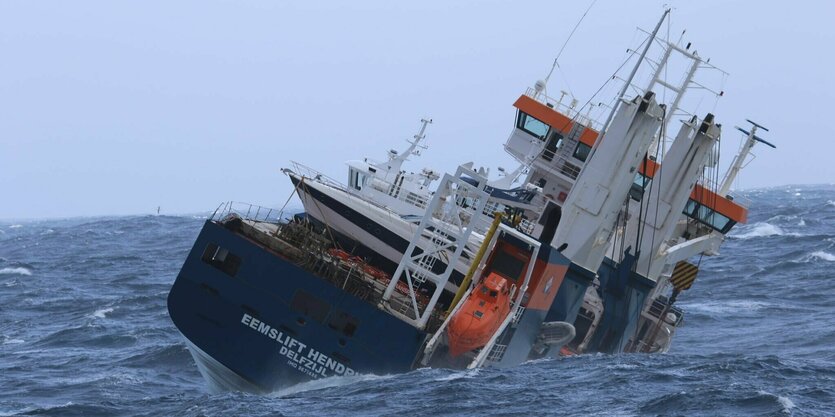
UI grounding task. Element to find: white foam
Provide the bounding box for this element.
[757,390,795,414]
[777,396,796,414]
[8,224,22,229]
[434,368,480,382]
[606,363,638,370]
[731,222,795,239]
[91,307,114,318]
[0,267,32,276]
[798,218,806,226]
[681,300,771,315]
[271,372,394,397]
[828,200,835,207]
[809,251,835,262]
[1,335,25,345]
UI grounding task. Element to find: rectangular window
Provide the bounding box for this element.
[290,289,331,323]
[348,169,362,190]
[572,143,591,162]
[201,243,241,277]
[516,111,550,139]
[629,174,651,201]
[681,199,737,234]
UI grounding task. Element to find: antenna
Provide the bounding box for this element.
[718,119,775,196]
[745,118,770,132]
[596,8,670,144]
[544,0,598,85]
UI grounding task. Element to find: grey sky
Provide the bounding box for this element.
[1,1,832,219]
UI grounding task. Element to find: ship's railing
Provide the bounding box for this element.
[286,161,348,190]
[288,160,431,212]
[539,149,582,180]
[524,87,602,131]
[695,178,752,209]
[366,175,430,211]
[210,201,289,224]
[647,296,684,327]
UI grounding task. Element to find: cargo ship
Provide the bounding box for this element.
[167,10,774,393]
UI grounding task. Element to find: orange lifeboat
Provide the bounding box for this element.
[447,272,512,357]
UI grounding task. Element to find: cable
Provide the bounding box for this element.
[527,35,652,170]
[645,106,666,277]
[544,0,599,84]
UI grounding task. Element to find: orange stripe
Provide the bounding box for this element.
[578,129,599,147]
[634,159,747,224]
[524,258,569,311]
[513,95,575,135]
[637,159,660,178]
[690,184,748,223]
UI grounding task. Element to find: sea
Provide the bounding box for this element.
[1,185,833,416]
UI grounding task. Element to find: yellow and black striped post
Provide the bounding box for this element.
[670,261,699,292]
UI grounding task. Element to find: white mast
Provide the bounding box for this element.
[597,9,669,138]
[718,119,775,196]
[633,114,721,280]
[553,92,664,272]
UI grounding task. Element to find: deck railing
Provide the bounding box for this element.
[210,201,290,224]
[524,87,602,131]
[285,161,347,190]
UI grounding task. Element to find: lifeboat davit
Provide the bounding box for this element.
[447,272,512,357]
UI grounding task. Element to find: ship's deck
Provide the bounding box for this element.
[218,215,444,332]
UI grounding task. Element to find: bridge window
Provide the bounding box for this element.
[516,111,550,139]
[682,199,736,233]
[573,142,591,162]
[629,174,652,201]
[201,243,241,277]
[348,168,367,191]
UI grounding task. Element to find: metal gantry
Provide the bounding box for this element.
[381,165,490,329]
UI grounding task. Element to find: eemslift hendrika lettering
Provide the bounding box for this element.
[240,314,356,379]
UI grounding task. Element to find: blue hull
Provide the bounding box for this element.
[587,258,656,354]
[167,221,426,392]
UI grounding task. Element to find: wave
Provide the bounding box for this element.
[757,390,795,414]
[679,300,772,315]
[730,222,800,239]
[271,372,395,397]
[1,335,25,345]
[0,267,32,276]
[432,368,481,382]
[808,251,835,262]
[91,307,115,319]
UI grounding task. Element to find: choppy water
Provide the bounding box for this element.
[1,185,834,416]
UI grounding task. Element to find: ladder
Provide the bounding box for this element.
[381,165,490,329]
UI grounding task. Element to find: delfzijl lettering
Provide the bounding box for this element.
[240,313,355,378]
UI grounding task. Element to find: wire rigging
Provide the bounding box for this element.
[544,0,599,85]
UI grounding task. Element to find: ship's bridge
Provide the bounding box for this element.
[506,90,601,166]
[630,158,747,234]
[503,88,603,217]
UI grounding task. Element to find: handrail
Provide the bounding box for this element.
[524,87,602,131]
[285,161,347,190]
[210,201,291,224]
